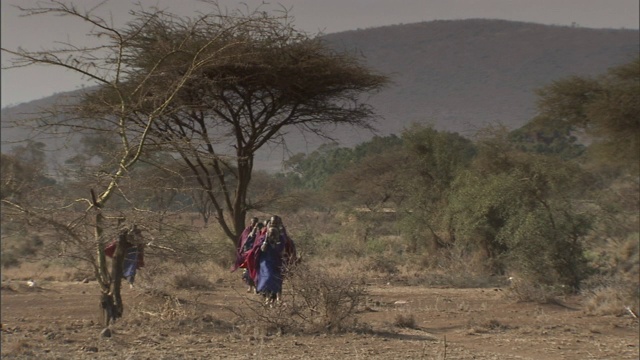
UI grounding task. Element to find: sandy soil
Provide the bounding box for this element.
[1,279,638,359]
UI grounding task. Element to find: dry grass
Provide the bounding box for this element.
[1,261,94,283]
[393,313,418,329]
[582,273,639,316]
[582,234,639,316]
[584,287,633,316]
[4,339,35,357]
[504,276,566,304]
[467,319,512,335]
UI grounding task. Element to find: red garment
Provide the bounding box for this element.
[104,240,145,269]
[104,241,117,258]
[246,232,267,283]
[137,246,145,268]
[237,225,254,251]
[231,225,256,272]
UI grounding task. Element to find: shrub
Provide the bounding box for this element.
[582,234,639,316]
[288,262,367,332]
[364,254,399,275]
[393,313,417,329]
[234,262,368,334]
[504,275,568,303]
[582,274,639,316]
[173,272,215,290]
[1,251,20,269]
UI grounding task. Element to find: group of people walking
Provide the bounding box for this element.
[232,215,297,305]
[104,216,297,304]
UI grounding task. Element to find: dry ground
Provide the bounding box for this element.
[1,276,638,360]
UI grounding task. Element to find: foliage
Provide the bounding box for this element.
[324,148,408,210]
[508,115,586,159]
[397,125,476,253]
[535,57,640,175]
[75,4,389,244]
[282,135,402,190]
[447,131,592,288]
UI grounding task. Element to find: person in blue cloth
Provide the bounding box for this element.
[105,225,145,288]
[255,215,287,305]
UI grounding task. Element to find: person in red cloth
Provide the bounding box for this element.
[231,217,263,292]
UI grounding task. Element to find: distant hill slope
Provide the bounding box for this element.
[323,19,638,141]
[2,19,638,169]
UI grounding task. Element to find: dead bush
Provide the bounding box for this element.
[504,276,566,303]
[582,274,639,316]
[582,234,639,316]
[172,273,215,290]
[393,313,418,329]
[467,319,512,334]
[287,262,368,332]
[232,262,368,334]
[584,287,632,317]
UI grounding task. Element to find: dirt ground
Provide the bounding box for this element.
[1,278,638,360]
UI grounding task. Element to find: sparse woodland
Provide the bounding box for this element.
[1,1,638,356]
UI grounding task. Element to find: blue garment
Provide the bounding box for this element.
[256,237,286,295]
[123,246,139,282]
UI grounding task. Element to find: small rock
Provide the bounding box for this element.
[100,328,112,338]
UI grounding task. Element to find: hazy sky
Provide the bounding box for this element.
[2,0,638,107]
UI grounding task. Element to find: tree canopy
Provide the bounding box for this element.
[2,1,388,245]
[535,58,640,173]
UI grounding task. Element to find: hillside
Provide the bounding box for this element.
[323,19,638,142]
[2,19,638,169]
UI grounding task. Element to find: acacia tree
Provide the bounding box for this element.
[83,4,389,245]
[535,58,640,174]
[1,0,261,324]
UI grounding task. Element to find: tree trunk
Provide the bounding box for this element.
[99,232,126,326]
[94,206,127,327]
